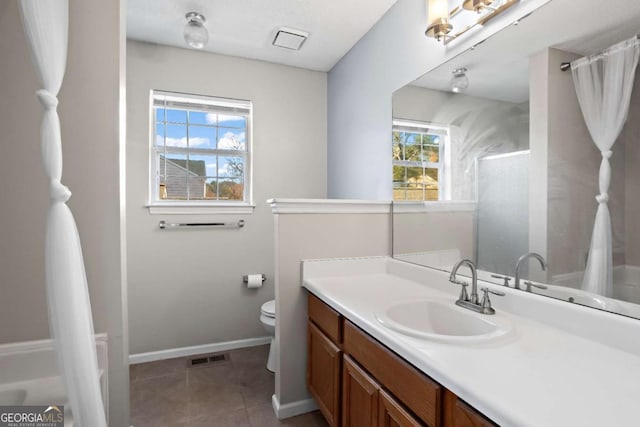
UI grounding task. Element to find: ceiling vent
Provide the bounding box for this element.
[272,27,309,51]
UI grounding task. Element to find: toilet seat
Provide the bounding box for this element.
[261,300,276,318]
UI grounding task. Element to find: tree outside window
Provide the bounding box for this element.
[392,120,448,201]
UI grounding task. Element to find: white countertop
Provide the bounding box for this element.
[302,257,640,427]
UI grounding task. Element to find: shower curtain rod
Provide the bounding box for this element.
[560,34,639,71]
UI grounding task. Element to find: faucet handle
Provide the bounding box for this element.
[480,287,504,315]
[491,274,512,287]
[482,288,505,297]
[523,281,548,293]
[450,279,469,302]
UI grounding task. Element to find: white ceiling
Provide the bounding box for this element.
[411,0,640,103]
[127,0,398,72]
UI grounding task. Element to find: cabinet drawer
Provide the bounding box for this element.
[308,293,343,344]
[343,321,442,427]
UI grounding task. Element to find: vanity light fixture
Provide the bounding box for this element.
[426,0,519,44]
[184,12,209,49]
[463,0,495,13]
[425,0,453,41]
[451,68,469,93]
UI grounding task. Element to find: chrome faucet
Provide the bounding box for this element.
[514,252,548,290]
[450,259,479,304]
[449,259,504,315]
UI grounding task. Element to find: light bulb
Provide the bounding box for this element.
[428,0,449,22]
[184,12,208,49]
[425,0,452,41]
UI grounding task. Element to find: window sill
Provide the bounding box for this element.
[147,203,255,215]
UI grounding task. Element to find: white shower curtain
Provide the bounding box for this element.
[18,1,107,425]
[571,36,640,297]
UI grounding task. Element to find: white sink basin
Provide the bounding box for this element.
[376,299,512,343]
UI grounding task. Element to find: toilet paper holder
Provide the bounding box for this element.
[243,274,267,283]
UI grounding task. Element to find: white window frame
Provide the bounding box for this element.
[148,90,254,214]
[392,119,451,201]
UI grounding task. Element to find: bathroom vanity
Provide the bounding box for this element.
[307,293,493,427]
[303,257,640,427]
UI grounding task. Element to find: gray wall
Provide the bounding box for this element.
[0,1,128,425]
[0,0,48,343]
[528,46,550,281]
[126,41,327,355]
[392,211,474,260]
[623,72,640,267]
[274,212,390,407]
[326,0,550,200]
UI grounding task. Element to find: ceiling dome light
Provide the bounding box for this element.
[184,12,208,49]
[451,68,469,93]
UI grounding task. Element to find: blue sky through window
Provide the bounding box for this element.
[153,96,250,203]
[156,109,247,150]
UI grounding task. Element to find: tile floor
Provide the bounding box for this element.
[130,345,328,427]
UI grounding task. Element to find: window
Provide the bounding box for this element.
[392,119,449,201]
[150,91,252,210]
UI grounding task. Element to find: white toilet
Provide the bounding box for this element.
[260,299,276,372]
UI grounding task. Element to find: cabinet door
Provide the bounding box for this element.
[379,389,423,427]
[308,321,342,427]
[343,321,441,426]
[343,355,380,427]
[443,390,496,427]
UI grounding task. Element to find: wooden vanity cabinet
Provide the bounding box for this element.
[308,293,344,426]
[342,355,380,427]
[308,321,342,426]
[343,321,441,426]
[307,293,497,427]
[342,355,422,427]
[443,391,496,427]
[379,390,423,427]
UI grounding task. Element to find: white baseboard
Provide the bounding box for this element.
[271,394,318,419]
[129,336,271,365]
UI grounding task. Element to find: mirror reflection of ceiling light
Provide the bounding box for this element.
[425,0,519,44]
[184,12,208,49]
[451,68,469,93]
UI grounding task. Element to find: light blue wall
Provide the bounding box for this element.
[327,0,431,200]
[327,0,551,200]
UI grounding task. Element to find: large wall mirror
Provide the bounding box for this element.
[392,0,640,319]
